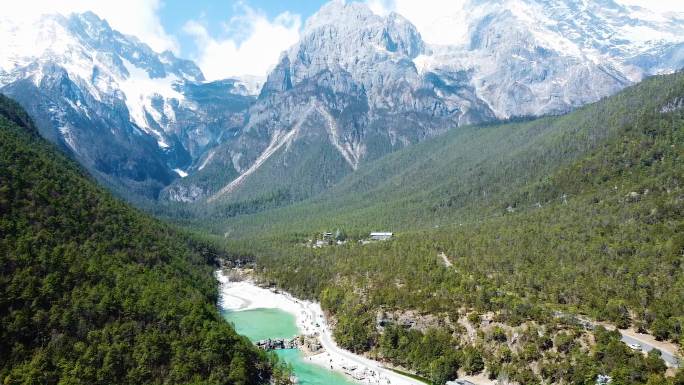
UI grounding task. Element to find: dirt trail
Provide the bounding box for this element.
[439,252,453,267]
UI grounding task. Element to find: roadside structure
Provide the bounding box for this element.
[370,232,393,241]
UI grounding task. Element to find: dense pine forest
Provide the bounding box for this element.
[0,95,286,385]
[207,72,684,384]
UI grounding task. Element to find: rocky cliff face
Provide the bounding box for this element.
[166,1,496,203]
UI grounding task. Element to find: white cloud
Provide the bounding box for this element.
[184,4,302,80]
[365,0,393,16]
[2,0,178,54]
[615,0,684,13]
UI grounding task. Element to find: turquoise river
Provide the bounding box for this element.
[223,308,358,385]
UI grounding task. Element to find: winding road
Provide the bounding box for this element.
[619,332,681,368]
[558,312,682,368]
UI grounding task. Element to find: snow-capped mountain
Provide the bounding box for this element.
[164,1,497,203]
[0,12,253,198]
[1,1,682,203]
[166,0,684,204]
[412,0,684,118]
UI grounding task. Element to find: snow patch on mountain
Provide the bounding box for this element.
[118,58,184,147]
[173,168,188,178]
[198,150,216,171]
[0,16,70,73]
[315,102,362,170]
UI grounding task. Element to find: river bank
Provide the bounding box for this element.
[217,271,425,385]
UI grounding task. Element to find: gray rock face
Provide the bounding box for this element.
[275,1,490,123]
[171,1,497,203]
[177,0,684,204]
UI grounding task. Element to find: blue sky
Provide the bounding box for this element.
[158,1,326,59]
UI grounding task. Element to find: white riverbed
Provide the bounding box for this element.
[217,271,423,385]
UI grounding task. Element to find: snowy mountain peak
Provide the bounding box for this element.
[303,0,378,34]
[405,0,684,118]
[67,11,112,41]
[0,11,256,198]
[276,0,425,94]
[0,11,214,150]
[0,12,203,83]
[301,1,423,58]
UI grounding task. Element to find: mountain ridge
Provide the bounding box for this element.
[1,1,683,204]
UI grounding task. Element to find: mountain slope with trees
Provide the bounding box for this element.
[0,94,284,385]
[210,72,684,384]
[184,71,683,238]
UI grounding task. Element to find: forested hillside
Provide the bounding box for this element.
[216,72,684,384]
[0,95,284,385]
[182,71,684,238]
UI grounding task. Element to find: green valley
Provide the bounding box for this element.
[178,72,684,385]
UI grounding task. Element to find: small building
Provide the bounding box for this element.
[370,232,393,241]
[314,239,328,248]
[322,232,333,240]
